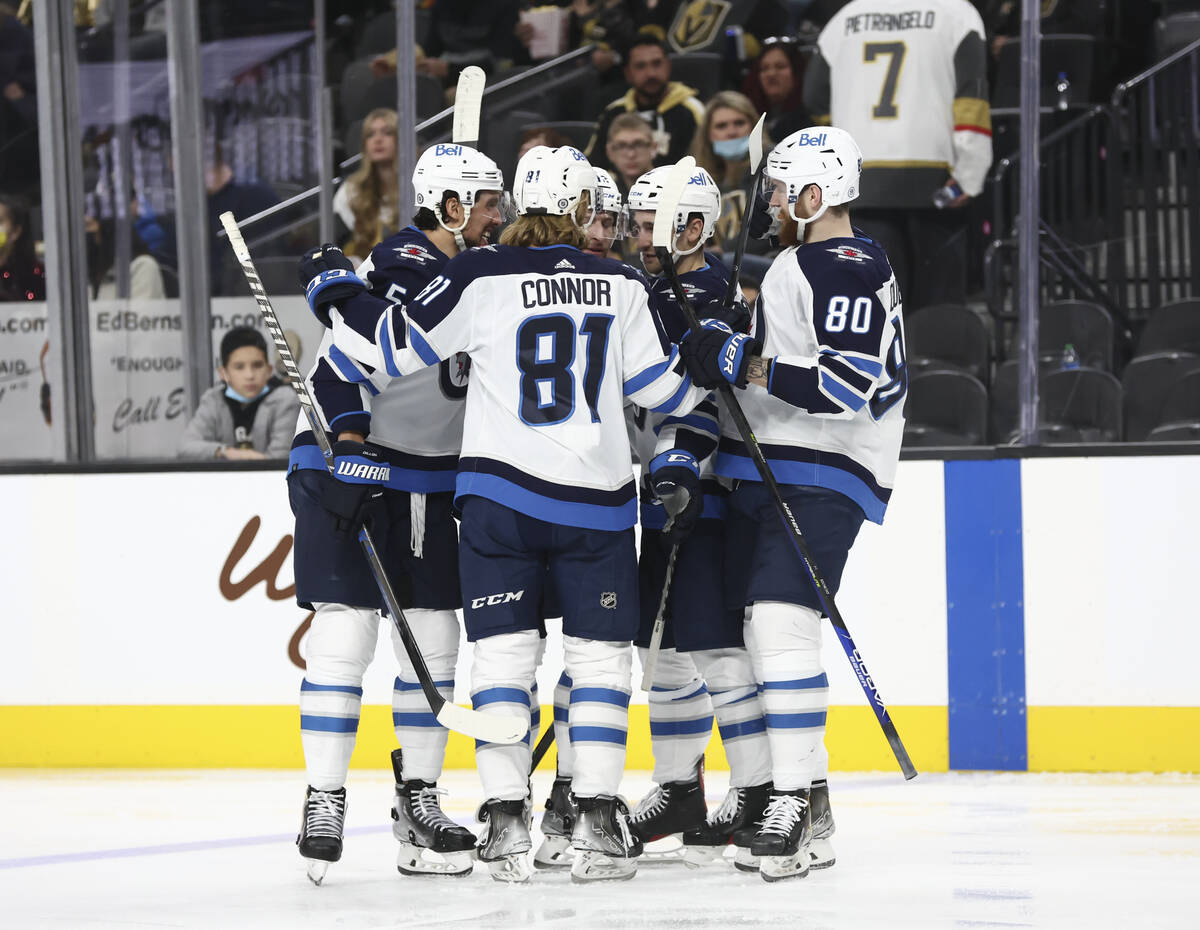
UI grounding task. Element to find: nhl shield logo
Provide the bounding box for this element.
[600,592,618,609]
[670,0,732,54]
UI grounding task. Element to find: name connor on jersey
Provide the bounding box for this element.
[521,277,613,309]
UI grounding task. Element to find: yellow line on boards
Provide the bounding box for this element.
[1,705,951,771]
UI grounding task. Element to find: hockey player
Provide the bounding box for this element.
[290,141,507,883]
[325,145,709,884]
[677,126,906,881]
[583,167,625,260]
[619,165,774,868]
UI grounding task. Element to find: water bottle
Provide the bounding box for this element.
[1061,343,1079,370]
[932,180,964,209]
[1055,72,1071,111]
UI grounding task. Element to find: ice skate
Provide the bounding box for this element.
[751,789,811,882]
[534,775,577,869]
[682,782,772,871]
[628,769,706,861]
[296,785,346,886]
[570,795,642,882]
[476,798,533,883]
[808,778,836,870]
[390,751,476,877]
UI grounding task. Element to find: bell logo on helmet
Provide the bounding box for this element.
[434,143,463,157]
[568,147,588,161]
[797,133,827,147]
[687,173,707,185]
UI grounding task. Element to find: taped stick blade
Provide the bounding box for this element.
[452,65,485,145]
[436,701,528,745]
[219,211,250,262]
[651,156,696,250]
[749,113,767,174]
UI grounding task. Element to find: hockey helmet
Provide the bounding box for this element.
[513,145,596,228]
[588,167,627,247]
[625,164,721,258]
[413,142,508,248]
[764,126,862,229]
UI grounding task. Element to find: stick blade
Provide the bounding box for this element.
[453,65,485,145]
[749,113,767,174]
[652,156,696,250]
[436,701,527,745]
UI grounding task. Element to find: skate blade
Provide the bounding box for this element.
[396,844,474,877]
[305,859,330,886]
[680,843,727,869]
[533,834,574,869]
[570,850,637,883]
[637,834,686,864]
[485,854,533,883]
[759,851,809,882]
[733,846,761,872]
[808,837,835,870]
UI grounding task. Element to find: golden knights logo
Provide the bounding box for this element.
[669,0,732,55]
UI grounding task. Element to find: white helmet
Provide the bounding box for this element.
[765,126,862,233]
[626,164,721,258]
[413,141,506,248]
[589,167,627,245]
[512,145,596,227]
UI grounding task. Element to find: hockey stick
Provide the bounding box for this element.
[220,211,525,746]
[716,113,766,320]
[452,65,485,147]
[651,162,918,780]
[639,542,679,692]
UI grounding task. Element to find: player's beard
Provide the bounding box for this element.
[776,212,801,247]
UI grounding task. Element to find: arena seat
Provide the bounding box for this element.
[905,303,991,384]
[1136,297,1200,356]
[903,369,989,447]
[1039,367,1123,442]
[1121,351,1200,441]
[1040,300,1115,371]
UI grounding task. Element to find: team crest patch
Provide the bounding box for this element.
[828,245,872,263]
[394,243,436,264]
[600,592,617,609]
[669,0,732,54]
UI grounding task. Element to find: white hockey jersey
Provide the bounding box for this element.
[806,0,993,205]
[330,243,707,531]
[714,234,906,524]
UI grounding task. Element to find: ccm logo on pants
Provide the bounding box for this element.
[471,590,525,609]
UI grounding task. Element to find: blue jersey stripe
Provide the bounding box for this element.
[472,686,529,707]
[407,323,441,367]
[651,373,694,414]
[718,717,767,739]
[391,712,443,728]
[570,687,631,707]
[393,678,455,692]
[761,673,829,691]
[568,725,628,745]
[819,371,867,411]
[764,711,827,729]
[377,314,402,378]
[299,714,359,733]
[300,679,363,697]
[649,717,714,737]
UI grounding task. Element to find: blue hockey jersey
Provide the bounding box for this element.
[714,234,906,524]
[329,242,708,531]
[290,226,470,493]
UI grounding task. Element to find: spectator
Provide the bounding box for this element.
[178,327,298,461]
[585,34,705,172]
[605,111,658,195]
[372,1,522,83]
[516,125,570,164]
[743,36,813,142]
[84,212,165,301]
[336,108,399,262]
[567,1,682,110]
[0,193,43,302]
[691,90,772,254]
[0,7,38,195]
[805,0,992,311]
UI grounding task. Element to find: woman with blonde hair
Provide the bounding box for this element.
[335,108,399,261]
[690,91,771,254]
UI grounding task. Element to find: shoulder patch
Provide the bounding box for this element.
[392,242,438,265]
[827,244,873,264]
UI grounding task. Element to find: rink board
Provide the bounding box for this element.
[2,454,1197,771]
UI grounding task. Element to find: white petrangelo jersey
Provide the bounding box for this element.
[811,0,993,203]
[714,234,906,524]
[330,243,706,531]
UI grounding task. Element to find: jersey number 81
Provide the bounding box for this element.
[516,313,613,426]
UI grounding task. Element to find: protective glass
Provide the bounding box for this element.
[625,207,655,240]
[587,209,626,248]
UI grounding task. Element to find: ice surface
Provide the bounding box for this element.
[2,769,1197,929]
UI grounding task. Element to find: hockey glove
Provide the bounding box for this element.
[299,244,366,327]
[704,296,752,334]
[649,450,703,545]
[748,191,779,242]
[321,440,389,539]
[679,319,762,390]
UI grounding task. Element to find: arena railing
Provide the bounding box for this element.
[987,38,1200,332]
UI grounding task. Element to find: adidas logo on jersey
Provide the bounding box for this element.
[554,258,575,270]
[335,460,390,482]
